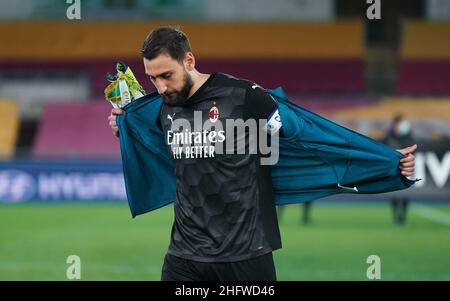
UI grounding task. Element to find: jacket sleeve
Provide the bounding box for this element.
[116,93,176,217]
[267,88,416,205]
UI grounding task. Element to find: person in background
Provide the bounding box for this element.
[277,201,313,225]
[382,114,415,225]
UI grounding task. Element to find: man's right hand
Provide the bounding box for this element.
[108,108,125,138]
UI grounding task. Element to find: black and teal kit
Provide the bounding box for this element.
[159,73,281,263]
[116,73,416,280]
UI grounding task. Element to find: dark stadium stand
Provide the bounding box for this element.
[396,21,450,94]
[397,60,450,94]
[0,100,19,159]
[32,101,120,159]
[198,59,364,94]
[0,21,365,96]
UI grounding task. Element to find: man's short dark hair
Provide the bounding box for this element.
[141,26,191,62]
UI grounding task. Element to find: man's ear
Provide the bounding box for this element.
[184,52,195,71]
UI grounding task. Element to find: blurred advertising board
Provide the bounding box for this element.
[0,160,126,203]
[0,138,448,203]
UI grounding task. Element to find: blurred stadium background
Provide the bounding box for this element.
[0,0,449,280]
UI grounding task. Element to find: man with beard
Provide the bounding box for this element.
[107,26,417,281]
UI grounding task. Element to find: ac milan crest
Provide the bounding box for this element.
[209,106,219,123]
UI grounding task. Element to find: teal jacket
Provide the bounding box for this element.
[117,87,415,217]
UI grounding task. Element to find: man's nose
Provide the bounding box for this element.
[154,79,167,94]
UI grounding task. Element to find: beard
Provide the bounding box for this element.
[162,72,194,106]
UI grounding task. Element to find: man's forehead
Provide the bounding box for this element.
[144,54,179,76]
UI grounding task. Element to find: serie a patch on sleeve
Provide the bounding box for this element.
[264,108,282,135]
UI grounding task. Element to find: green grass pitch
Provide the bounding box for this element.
[0,202,449,280]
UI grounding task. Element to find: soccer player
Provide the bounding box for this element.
[107,26,416,281]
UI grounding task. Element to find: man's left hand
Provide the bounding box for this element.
[397,144,417,177]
